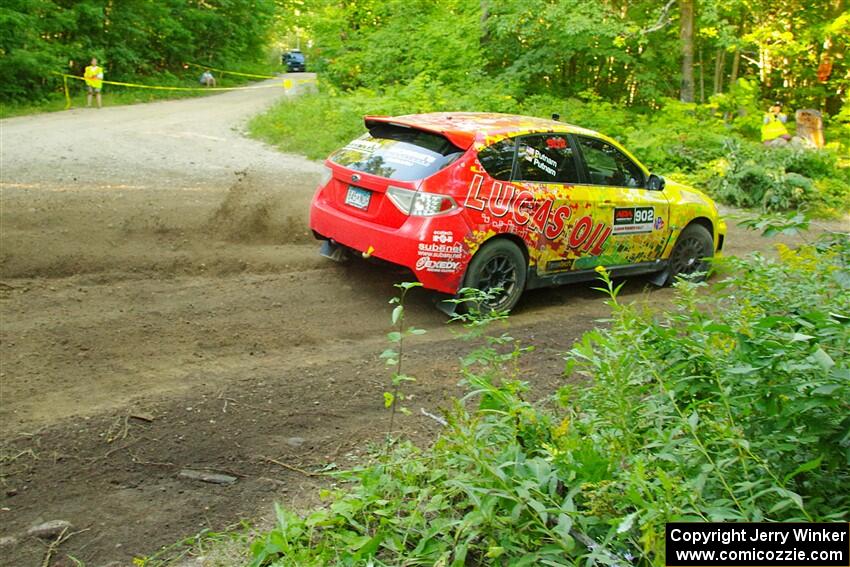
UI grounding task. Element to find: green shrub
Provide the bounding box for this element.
[247,233,850,566]
[813,178,850,212]
[704,140,850,213]
[778,146,845,180]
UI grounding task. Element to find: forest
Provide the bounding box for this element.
[296,0,847,112]
[0,0,276,101]
[251,0,850,215]
[3,0,847,114]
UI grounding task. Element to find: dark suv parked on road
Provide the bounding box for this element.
[282,50,306,72]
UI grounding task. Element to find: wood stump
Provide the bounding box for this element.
[794,109,825,148]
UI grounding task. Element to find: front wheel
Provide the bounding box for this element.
[666,224,714,284]
[461,239,527,313]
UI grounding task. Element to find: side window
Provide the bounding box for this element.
[576,137,645,188]
[515,135,580,184]
[477,138,516,181]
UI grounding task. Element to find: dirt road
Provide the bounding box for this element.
[0,79,823,565]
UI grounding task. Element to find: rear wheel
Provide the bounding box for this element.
[462,239,527,312]
[666,224,714,284]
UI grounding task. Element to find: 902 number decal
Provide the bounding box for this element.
[634,207,654,224]
[613,206,655,234]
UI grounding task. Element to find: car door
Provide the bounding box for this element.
[510,133,596,275]
[570,135,670,269]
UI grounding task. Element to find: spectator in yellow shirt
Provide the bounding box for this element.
[761,101,791,145]
[84,58,104,108]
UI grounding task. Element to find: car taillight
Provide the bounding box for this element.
[318,165,333,187]
[386,187,457,217]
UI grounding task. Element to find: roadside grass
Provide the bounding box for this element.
[248,85,850,217]
[0,61,284,120]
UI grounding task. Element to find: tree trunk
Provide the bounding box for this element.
[679,0,695,102]
[480,0,490,45]
[714,49,726,94]
[730,49,740,85]
[699,46,705,102]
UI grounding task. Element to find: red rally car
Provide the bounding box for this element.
[309,112,726,312]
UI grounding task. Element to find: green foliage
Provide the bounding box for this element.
[569,247,850,531]
[294,0,848,111]
[703,140,850,213]
[247,235,850,566]
[0,0,276,103]
[734,210,811,238]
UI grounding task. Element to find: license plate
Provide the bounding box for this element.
[344,186,371,210]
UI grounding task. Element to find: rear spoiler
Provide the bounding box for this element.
[364,115,475,150]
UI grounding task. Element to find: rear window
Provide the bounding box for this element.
[477,138,516,181]
[330,124,464,181]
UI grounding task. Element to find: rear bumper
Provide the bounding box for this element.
[309,193,473,294]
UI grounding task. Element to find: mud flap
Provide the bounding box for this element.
[433,294,458,317]
[319,240,348,263]
[648,268,670,287]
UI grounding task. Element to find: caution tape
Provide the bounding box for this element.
[184,62,277,79]
[53,72,317,109]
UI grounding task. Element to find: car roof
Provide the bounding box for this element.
[364,112,607,150]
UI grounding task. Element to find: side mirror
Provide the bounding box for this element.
[647,173,666,191]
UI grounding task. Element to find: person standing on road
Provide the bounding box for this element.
[84,58,104,108]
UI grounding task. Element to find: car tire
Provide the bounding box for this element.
[666,223,714,284]
[461,239,527,313]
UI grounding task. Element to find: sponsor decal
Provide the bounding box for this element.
[612,206,654,235]
[416,256,462,273]
[654,216,665,230]
[546,136,567,149]
[614,208,634,224]
[382,146,437,167]
[546,259,572,271]
[569,215,611,255]
[463,176,612,254]
[343,139,381,154]
[432,230,454,244]
[418,242,463,258]
[417,239,464,273]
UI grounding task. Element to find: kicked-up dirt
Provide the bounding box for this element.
[0,77,837,566]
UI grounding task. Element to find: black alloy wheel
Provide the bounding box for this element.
[667,223,714,284]
[462,239,527,312]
